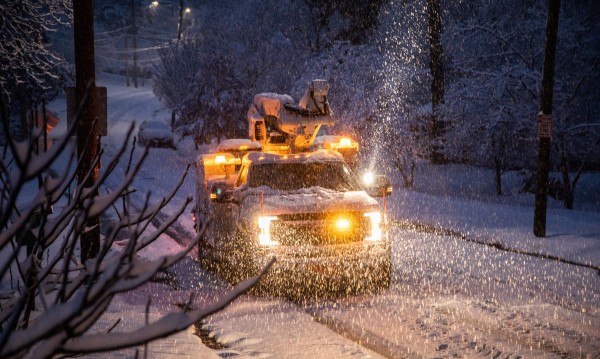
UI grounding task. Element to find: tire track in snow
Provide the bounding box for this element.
[300,293,585,358]
[295,226,600,358]
[307,310,417,359]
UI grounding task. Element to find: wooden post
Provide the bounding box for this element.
[534,0,561,237]
[73,0,100,261]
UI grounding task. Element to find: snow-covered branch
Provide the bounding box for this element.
[62,258,275,354]
[0,110,265,358]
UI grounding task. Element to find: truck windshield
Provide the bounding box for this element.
[248,162,360,191]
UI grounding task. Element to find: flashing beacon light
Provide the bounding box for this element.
[339,137,352,147]
[214,155,227,164]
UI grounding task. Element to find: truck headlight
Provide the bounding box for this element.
[258,216,278,246]
[363,172,375,186]
[364,211,382,241]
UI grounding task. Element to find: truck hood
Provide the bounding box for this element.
[238,186,379,216]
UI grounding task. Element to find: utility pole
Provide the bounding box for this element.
[177,0,184,41]
[73,0,100,261]
[534,0,561,237]
[171,0,184,129]
[130,0,139,88]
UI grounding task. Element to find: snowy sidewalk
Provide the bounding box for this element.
[81,294,222,359]
[389,190,600,269]
[81,276,386,359]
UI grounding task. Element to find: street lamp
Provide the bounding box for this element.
[149,1,190,40]
[149,0,191,127]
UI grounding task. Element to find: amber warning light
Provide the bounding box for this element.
[339,137,352,147]
[214,155,227,164]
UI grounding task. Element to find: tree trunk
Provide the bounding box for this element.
[125,36,130,87]
[407,160,415,188]
[17,84,29,141]
[177,0,184,41]
[494,157,502,195]
[427,0,445,164]
[559,156,574,209]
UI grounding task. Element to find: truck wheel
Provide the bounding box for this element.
[223,229,258,285]
[197,219,220,274]
[372,247,392,291]
[379,257,392,289]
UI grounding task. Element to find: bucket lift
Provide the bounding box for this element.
[247,80,335,153]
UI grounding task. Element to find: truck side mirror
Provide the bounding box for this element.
[365,175,392,198]
[210,183,233,203]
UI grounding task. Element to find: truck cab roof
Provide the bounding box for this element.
[241,149,344,167]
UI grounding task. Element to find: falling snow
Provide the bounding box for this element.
[2,0,599,356]
[23,72,596,358]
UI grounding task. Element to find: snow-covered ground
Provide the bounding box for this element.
[32,73,600,357]
[391,177,600,269]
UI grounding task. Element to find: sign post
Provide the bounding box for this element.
[537,113,552,139]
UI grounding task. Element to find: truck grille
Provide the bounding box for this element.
[270,211,370,246]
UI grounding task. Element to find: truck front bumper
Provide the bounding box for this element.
[250,240,391,298]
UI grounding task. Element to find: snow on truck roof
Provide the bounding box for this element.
[311,135,358,148]
[196,152,239,168]
[242,149,345,166]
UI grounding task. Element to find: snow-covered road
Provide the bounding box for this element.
[190,227,600,358]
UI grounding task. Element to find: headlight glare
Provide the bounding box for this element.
[363,172,375,186]
[258,216,278,246]
[364,211,382,241]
